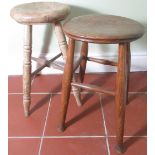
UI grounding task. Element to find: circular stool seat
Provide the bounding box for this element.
[10,2,70,24]
[63,14,144,43]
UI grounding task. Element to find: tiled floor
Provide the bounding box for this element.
[8,72,147,155]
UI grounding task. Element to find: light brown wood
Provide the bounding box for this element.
[54,21,82,106]
[32,56,64,72]
[63,15,144,43]
[127,43,131,104]
[50,62,64,71]
[73,56,83,73]
[115,43,129,153]
[87,57,117,66]
[79,42,88,83]
[71,82,115,96]
[23,25,32,117]
[59,38,75,131]
[72,75,82,106]
[54,22,68,58]
[31,53,62,77]
[32,56,83,74]
[10,2,70,24]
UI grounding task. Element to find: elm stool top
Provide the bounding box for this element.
[10,2,71,24]
[63,14,145,43]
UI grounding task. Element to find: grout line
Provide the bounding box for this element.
[8,92,94,95]
[99,94,111,155]
[9,136,42,139]
[8,135,147,139]
[8,91,147,95]
[107,135,147,138]
[38,136,103,138]
[38,94,52,155]
[8,136,105,139]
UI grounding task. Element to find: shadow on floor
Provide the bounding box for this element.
[124,124,147,152]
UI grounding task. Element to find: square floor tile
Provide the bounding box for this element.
[8,94,50,136]
[31,75,62,93]
[8,75,36,93]
[108,137,147,155]
[101,94,147,136]
[44,94,105,136]
[8,72,147,155]
[83,73,116,91]
[128,72,147,92]
[8,138,40,155]
[41,138,108,155]
[8,76,22,93]
[83,72,146,92]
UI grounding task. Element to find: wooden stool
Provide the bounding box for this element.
[59,15,144,153]
[10,2,82,117]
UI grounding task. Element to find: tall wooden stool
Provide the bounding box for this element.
[59,15,144,153]
[10,2,82,117]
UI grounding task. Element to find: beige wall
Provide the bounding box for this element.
[8,0,147,74]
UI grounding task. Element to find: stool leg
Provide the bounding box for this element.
[72,75,82,106]
[58,38,75,132]
[115,43,130,153]
[127,44,131,104]
[54,22,82,106]
[79,42,88,83]
[54,22,67,59]
[23,25,32,117]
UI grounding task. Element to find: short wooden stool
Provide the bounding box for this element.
[10,2,82,117]
[59,15,144,153]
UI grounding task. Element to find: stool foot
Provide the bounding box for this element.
[58,124,66,132]
[77,99,83,107]
[115,144,125,154]
[75,98,83,107]
[24,111,29,117]
[73,90,82,107]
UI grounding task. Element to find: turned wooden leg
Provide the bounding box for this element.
[115,43,130,153]
[54,22,67,59]
[73,42,88,106]
[54,22,82,106]
[72,74,82,106]
[23,25,32,117]
[58,38,75,132]
[79,42,88,83]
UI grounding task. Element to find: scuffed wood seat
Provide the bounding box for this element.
[63,14,144,43]
[10,2,70,24]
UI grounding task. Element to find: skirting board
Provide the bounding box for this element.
[8,53,147,75]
